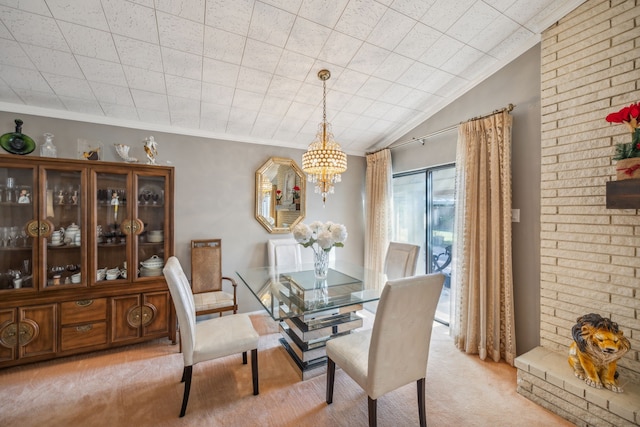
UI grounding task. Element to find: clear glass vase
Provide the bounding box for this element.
[314,248,331,279]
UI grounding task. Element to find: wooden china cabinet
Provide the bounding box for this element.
[0,154,175,368]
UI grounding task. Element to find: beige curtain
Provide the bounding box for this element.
[451,110,516,365]
[364,149,392,282]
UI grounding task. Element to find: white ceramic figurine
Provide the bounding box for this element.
[143,136,158,165]
[114,143,138,163]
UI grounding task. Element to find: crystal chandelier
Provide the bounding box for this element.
[302,69,347,205]
[261,178,273,194]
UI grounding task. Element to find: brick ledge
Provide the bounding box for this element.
[515,347,639,426]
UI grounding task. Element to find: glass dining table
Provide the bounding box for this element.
[236,260,385,380]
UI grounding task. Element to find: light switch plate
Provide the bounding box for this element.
[511,209,520,223]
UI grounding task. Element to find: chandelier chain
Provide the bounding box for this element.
[322,78,327,125]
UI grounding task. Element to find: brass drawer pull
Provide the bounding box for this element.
[127,307,142,327]
[76,325,93,333]
[76,300,93,307]
[121,218,144,235]
[132,218,144,235]
[141,305,155,327]
[26,220,40,237]
[0,324,17,347]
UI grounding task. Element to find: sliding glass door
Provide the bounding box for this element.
[392,164,455,325]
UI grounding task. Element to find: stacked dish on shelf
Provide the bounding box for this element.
[147,230,163,243]
[140,255,164,277]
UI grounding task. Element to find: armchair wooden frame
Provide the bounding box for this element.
[191,239,238,316]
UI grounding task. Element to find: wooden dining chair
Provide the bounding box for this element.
[190,239,237,316]
[325,273,445,427]
[163,256,259,417]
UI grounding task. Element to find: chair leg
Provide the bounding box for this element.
[368,397,377,427]
[251,348,259,395]
[174,318,180,347]
[179,366,193,417]
[242,351,247,364]
[417,378,426,427]
[326,358,335,404]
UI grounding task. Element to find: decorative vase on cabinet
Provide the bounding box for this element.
[40,133,57,158]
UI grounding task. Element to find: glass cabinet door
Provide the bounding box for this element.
[41,167,85,289]
[136,174,167,279]
[94,172,129,284]
[0,166,36,291]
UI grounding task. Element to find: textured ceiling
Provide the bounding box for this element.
[0,0,584,155]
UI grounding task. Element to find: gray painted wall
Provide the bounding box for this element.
[0,111,366,313]
[391,44,542,355]
[0,44,542,351]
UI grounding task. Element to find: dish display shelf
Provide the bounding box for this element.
[0,154,175,368]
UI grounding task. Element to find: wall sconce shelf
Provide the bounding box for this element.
[606,180,640,209]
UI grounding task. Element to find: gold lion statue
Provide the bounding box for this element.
[568,313,630,392]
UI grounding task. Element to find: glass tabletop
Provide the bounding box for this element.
[236,260,386,320]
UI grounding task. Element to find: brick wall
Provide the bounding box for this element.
[516,347,640,426]
[516,0,640,424]
[540,0,639,383]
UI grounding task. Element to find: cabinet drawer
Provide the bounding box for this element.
[61,322,107,351]
[61,299,107,325]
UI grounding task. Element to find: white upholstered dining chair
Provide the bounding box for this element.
[384,242,420,280]
[163,256,260,417]
[267,238,302,269]
[267,238,337,271]
[325,273,445,427]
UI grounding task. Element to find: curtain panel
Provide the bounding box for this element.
[451,110,516,365]
[364,149,392,285]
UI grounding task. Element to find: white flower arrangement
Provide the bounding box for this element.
[292,221,347,252]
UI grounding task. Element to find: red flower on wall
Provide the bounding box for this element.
[606,103,640,128]
[606,102,640,160]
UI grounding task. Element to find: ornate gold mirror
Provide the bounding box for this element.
[255,157,305,233]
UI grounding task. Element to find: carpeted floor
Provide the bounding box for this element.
[0,313,574,427]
